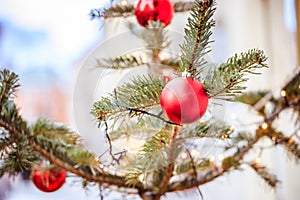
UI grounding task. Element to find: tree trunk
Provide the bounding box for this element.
[140,192,161,200]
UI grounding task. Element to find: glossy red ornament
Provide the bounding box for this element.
[160,77,208,124]
[31,168,66,192]
[135,0,174,27]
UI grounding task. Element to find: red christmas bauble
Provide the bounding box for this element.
[135,0,174,27]
[31,168,66,192]
[160,77,208,124]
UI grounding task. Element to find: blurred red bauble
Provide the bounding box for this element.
[160,77,208,124]
[135,0,174,27]
[31,167,66,192]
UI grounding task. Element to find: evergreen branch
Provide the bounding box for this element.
[0,140,40,177]
[0,117,147,193]
[175,158,211,175]
[167,136,259,192]
[173,1,195,13]
[160,57,180,71]
[103,121,120,165]
[32,119,80,145]
[125,77,299,193]
[0,119,40,176]
[90,4,134,20]
[225,132,255,150]
[128,24,170,56]
[235,91,271,107]
[167,165,225,192]
[234,91,277,115]
[109,116,164,141]
[124,127,173,187]
[156,126,179,196]
[250,162,280,188]
[179,0,216,74]
[139,127,172,154]
[127,23,172,73]
[0,136,13,158]
[282,70,300,124]
[90,1,195,20]
[178,119,233,139]
[185,149,203,199]
[92,75,164,122]
[282,66,300,101]
[0,69,20,112]
[206,49,268,99]
[96,55,147,70]
[262,128,300,162]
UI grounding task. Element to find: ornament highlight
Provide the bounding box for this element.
[31,167,66,192]
[135,0,174,27]
[160,77,208,124]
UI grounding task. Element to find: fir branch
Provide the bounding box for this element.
[179,0,216,74]
[0,136,12,158]
[206,49,268,99]
[124,127,173,187]
[186,149,203,199]
[92,75,164,122]
[90,1,195,20]
[90,4,134,20]
[173,1,195,13]
[250,162,280,188]
[225,132,255,150]
[31,141,146,192]
[160,57,180,71]
[96,55,147,70]
[0,119,39,176]
[175,158,211,175]
[156,126,179,196]
[32,119,80,145]
[0,69,20,112]
[103,121,120,165]
[139,127,172,154]
[0,116,147,193]
[235,91,271,107]
[264,130,300,162]
[0,140,40,177]
[167,135,259,192]
[178,119,233,139]
[128,23,170,57]
[282,67,300,100]
[109,116,164,141]
[282,70,300,124]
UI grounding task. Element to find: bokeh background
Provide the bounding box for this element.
[0,0,299,199]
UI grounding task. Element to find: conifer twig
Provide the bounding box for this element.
[157,125,179,196]
[113,88,181,126]
[0,118,147,193]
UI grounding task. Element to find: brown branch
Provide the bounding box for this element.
[209,80,238,99]
[188,1,212,71]
[166,91,300,192]
[173,1,194,13]
[156,125,179,197]
[209,59,264,99]
[98,103,159,119]
[186,149,203,199]
[167,137,259,192]
[93,1,195,20]
[0,118,147,194]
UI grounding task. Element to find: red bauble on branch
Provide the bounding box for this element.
[135,0,174,27]
[31,167,66,192]
[160,77,208,124]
